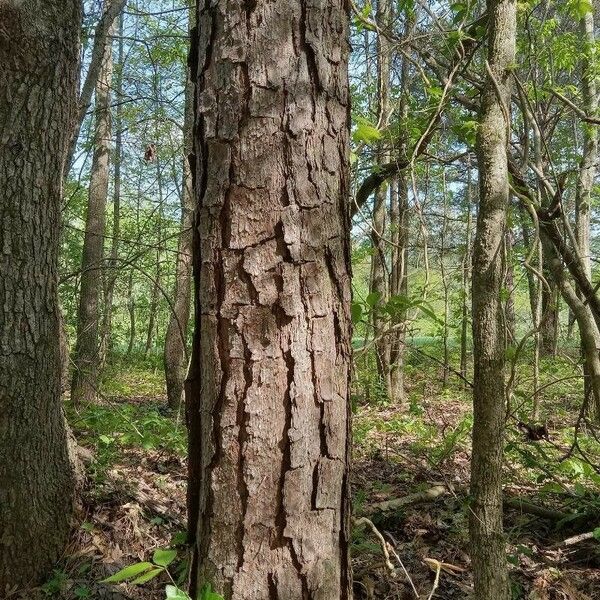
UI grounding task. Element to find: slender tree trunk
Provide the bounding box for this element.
[186,1,352,597]
[542,231,600,417]
[540,281,559,356]
[0,0,80,587]
[389,176,409,402]
[575,8,599,415]
[71,26,114,404]
[371,0,392,394]
[504,230,517,345]
[164,14,195,410]
[521,218,543,420]
[470,2,516,598]
[100,12,124,365]
[460,161,473,386]
[388,11,412,403]
[441,172,450,388]
[145,153,164,358]
[126,271,136,356]
[64,0,126,174]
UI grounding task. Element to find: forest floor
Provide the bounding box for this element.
[9,354,600,600]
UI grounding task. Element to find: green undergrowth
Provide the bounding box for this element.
[65,400,186,483]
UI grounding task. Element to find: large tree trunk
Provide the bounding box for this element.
[71,27,114,404]
[470,1,515,598]
[164,28,195,410]
[186,1,352,598]
[0,0,80,588]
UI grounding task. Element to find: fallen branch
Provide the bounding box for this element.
[362,485,448,515]
[504,497,571,522]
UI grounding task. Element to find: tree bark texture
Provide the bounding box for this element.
[470,1,516,598]
[71,30,113,404]
[186,1,352,598]
[0,0,80,589]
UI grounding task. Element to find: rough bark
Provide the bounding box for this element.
[186,1,352,598]
[470,1,515,598]
[164,24,195,410]
[0,0,80,588]
[71,29,113,404]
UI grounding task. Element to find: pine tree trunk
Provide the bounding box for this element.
[470,1,516,598]
[186,1,352,597]
[0,0,80,588]
[164,26,195,410]
[71,30,113,404]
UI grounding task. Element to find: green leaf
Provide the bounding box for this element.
[198,583,225,600]
[166,585,192,600]
[153,549,177,567]
[593,527,600,540]
[351,302,363,324]
[567,0,593,18]
[131,567,164,585]
[366,291,382,308]
[352,117,382,144]
[101,562,154,583]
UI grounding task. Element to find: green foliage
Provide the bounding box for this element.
[352,116,383,144]
[41,570,69,596]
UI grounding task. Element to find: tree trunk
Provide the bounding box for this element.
[388,10,412,403]
[64,0,126,174]
[540,281,559,356]
[186,1,352,598]
[126,271,136,356]
[371,0,392,395]
[71,26,114,404]
[504,230,516,346]
[460,161,473,386]
[575,8,599,415]
[0,0,80,588]
[541,230,600,417]
[100,11,124,365]
[164,19,195,410]
[470,1,515,598]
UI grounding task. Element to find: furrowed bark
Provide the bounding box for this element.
[0,0,81,588]
[187,1,353,598]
